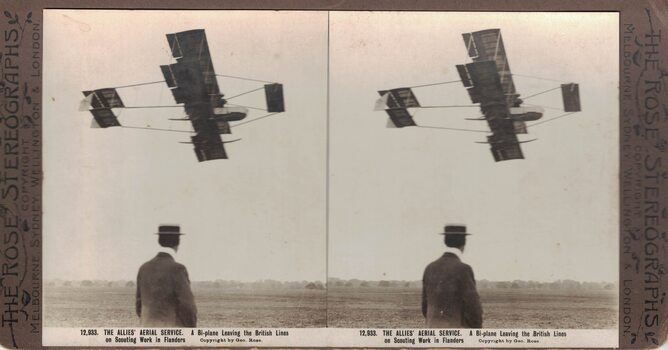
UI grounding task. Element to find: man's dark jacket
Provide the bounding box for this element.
[136,252,197,327]
[422,252,483,328]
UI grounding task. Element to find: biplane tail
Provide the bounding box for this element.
[384,108,417,128]
[78,93,95,112]
[81,88,124,128]
[376,88,420,128]
[374,92,390,111]
[88,108,121,128]
[378,88,421,109]
[82,88,125,109]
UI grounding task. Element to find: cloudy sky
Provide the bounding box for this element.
[44,10,618,284]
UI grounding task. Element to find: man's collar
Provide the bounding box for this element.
[158,247,177,258]
[443,246,463,259]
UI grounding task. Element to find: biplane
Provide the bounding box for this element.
[375,29,581,162]
[81,29,286,161]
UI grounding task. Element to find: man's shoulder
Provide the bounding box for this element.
[426,254,471,271]
[139,254,183,268]
[139,257,157,270]
[426,254,455,270]
[160,257,186,270]
[424,257,439,271]
[139,258,188,279]
[166,261,188,275]
[455,261,474,277]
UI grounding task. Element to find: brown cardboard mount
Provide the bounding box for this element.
[0,0,666,348]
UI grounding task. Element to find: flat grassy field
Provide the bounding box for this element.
[326,287,617,329]
[45,286,616,329]
[44,286,326,328]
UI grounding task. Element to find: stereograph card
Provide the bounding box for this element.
[0,0,666,348]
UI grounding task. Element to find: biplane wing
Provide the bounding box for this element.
[459,60,525,161]
[458,30,525,161]
[161,29,229,161]
[190,129,228,162]
[486,125,525,162]
[462,29,521,107]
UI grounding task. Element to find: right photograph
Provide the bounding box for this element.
[327,11,619,331]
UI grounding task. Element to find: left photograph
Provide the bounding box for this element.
[42,10,328,331]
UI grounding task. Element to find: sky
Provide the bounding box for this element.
[43,10,328,282]
[43,10,619,284]
[328,12,619,283]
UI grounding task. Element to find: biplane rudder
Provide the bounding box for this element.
[264,83,285,113]
[561,83,581,112]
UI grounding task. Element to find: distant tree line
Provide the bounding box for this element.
[475,279,616,291]
[44,278,615,291]
[326,278,616,291]
[44,279,327,290]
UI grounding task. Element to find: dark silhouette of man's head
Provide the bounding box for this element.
[444,234,466,250]
[441,224,470,252]
[159,234,180,250]
[157,224,183,251]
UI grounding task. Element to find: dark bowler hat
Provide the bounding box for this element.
[155,224,184,235]
[439,224,471,235]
